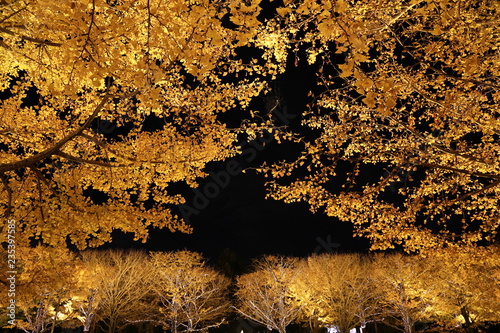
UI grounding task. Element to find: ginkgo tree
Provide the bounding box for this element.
[0,0,287,249]
[289,254,382,333]
[371,253,439,333]
[429,245,500,331]
[11,246,79,333]
[262,0,500,251]
[79,249,153,333]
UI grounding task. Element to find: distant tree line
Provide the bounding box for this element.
[1,246,499,333]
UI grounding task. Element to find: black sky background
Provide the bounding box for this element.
[107,170,371,264]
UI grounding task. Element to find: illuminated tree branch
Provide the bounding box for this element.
[0,95,111,174]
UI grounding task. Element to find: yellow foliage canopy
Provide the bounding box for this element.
[1,0,499,252]
[263,0,500,251]
[0,0,285,248]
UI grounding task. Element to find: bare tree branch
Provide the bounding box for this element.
[0,27,61,46]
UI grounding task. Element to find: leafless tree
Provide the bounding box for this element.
[80,249,153,333]
[234,255,301,333]
[149,251,231,333]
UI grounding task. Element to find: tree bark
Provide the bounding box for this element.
[460,306,480,333]
[461,306,472,326]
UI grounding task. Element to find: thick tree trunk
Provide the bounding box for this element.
[461,306,472,326]
[402,314,415,333]
[403,323,415,333]
[83,314,94,333]
[460,306,478,333]
[146,322,154,333]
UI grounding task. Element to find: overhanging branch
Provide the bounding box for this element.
[416,161,500,180]
[0,27,61,46]
[0,95,111,174]
[55,151,117,168]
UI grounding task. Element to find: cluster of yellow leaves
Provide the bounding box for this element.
[0,0,289,249]
[1,0,499,252]
[1,0,243,92]
[0,246,79,332]
[263,0,500,251]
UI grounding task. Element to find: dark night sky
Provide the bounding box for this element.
[109,169,370,263]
